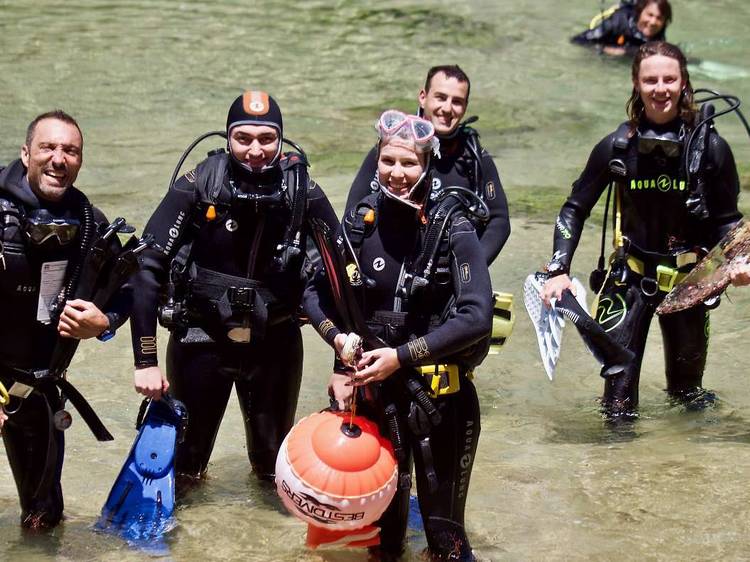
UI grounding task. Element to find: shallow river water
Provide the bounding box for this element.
[1,1,750,560]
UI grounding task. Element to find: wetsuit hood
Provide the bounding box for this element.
[0,159,41,208]
[226,91,284,174]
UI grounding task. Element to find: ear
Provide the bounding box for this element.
[418,88,427,109]
[20,144,30,168]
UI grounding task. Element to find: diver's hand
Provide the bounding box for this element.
[352,347,400,386]
[0,408,7,432]
[134,366,169,400]
[328,372,355,411]
[333,333,347,356]
[730,263,750,286]
[58,299,109,339]
[602,46,627,56]
[542,274,574,307]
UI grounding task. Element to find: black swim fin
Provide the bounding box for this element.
[555,290,635,377]
[97,394,187,543]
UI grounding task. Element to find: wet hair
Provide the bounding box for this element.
[635,0,672,27]
[424,65,471,100]
[626,41,696,130]
[25,110,83,147]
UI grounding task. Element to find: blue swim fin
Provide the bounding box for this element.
[97,394,187,544]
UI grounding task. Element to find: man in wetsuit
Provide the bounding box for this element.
[305,110,493,560]
[345,65,510,265]
[130,91,339,485]
[571,0,672,57]
[0,110,129,528]
[543,43,741,418]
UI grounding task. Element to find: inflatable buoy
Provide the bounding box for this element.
[275,411,398,533]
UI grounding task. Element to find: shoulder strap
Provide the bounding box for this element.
[344,192,380,258]
[279,152,309,257]
[195,153,230,207]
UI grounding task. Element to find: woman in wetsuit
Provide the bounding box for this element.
[304,110,493,560]
[572,0,672,57]
[542,41,742,419]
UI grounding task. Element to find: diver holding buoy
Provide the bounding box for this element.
[304,110,493,560]
[128,91,339,489]
[541,42,744,419]
[572,0,672,57]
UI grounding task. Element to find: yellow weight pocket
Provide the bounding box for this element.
[418,364,461,398]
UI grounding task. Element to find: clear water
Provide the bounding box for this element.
[1,1,749,560]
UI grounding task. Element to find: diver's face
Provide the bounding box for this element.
[378,139,426,199]
[21,118,83,202]
[418,72,469,137]
[228,124,280,170]
[636,54,683,124]
[637,3,666,38]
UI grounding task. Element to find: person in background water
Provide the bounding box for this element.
[0,111,130,528]
[346,64,510,265]
[305,110,493,560]
[129,91,339,487]
[572,0,672,57]
[542,42,742,420]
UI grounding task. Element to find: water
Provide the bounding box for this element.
[1,0,749,560]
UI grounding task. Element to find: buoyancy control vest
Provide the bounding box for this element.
[343,189,489,369]
[158,151,310,344]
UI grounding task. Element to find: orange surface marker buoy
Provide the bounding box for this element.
[275,411,398,541]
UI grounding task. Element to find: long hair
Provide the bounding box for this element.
[635,0,673,27]
[626,41,696,130]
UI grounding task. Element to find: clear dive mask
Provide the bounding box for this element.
[637,126,684,158]
[23,209,80,245]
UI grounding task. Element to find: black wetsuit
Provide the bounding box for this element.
[130,152,339,482]
[571,4,665,55]
[304,193,493,560]
[0,159,129,528]
[345,128,510,265]
[551,119,741,415]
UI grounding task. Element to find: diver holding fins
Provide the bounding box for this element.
[542,42,744,419]
[0,110,133,529]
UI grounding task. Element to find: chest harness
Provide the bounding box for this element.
[158,142,310,344]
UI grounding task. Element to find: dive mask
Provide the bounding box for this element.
[378,110,440,156]
[23,209,80,245]
[637,126,684,158]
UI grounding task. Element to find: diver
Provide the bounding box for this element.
[571,0,672,57]
[129,91,339,486]
[345,65,510,266]
[304,110,493,560]
[542,42,743,419]
[0,110,131,529]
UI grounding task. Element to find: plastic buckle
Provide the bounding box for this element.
[656,265,679,293]
[227,286,254,309]
[418,364,461,398]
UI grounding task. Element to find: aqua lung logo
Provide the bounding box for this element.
[430,177,442,201]
[280,480,365,525]
[596,294,627,332]
[373,257,385,271]
[225,219,239,232]
[457,420,475,499]
[164,210,186,254]
[629,175,686,192]
[555,217,572,240]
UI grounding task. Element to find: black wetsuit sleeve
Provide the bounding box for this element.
[130,175,197,367]
[344,147,378,213]
[302,181,345,346]
[704,133,743,244]
[396,217,493,367]
[551,134,614,272]
[479,152,510,263]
